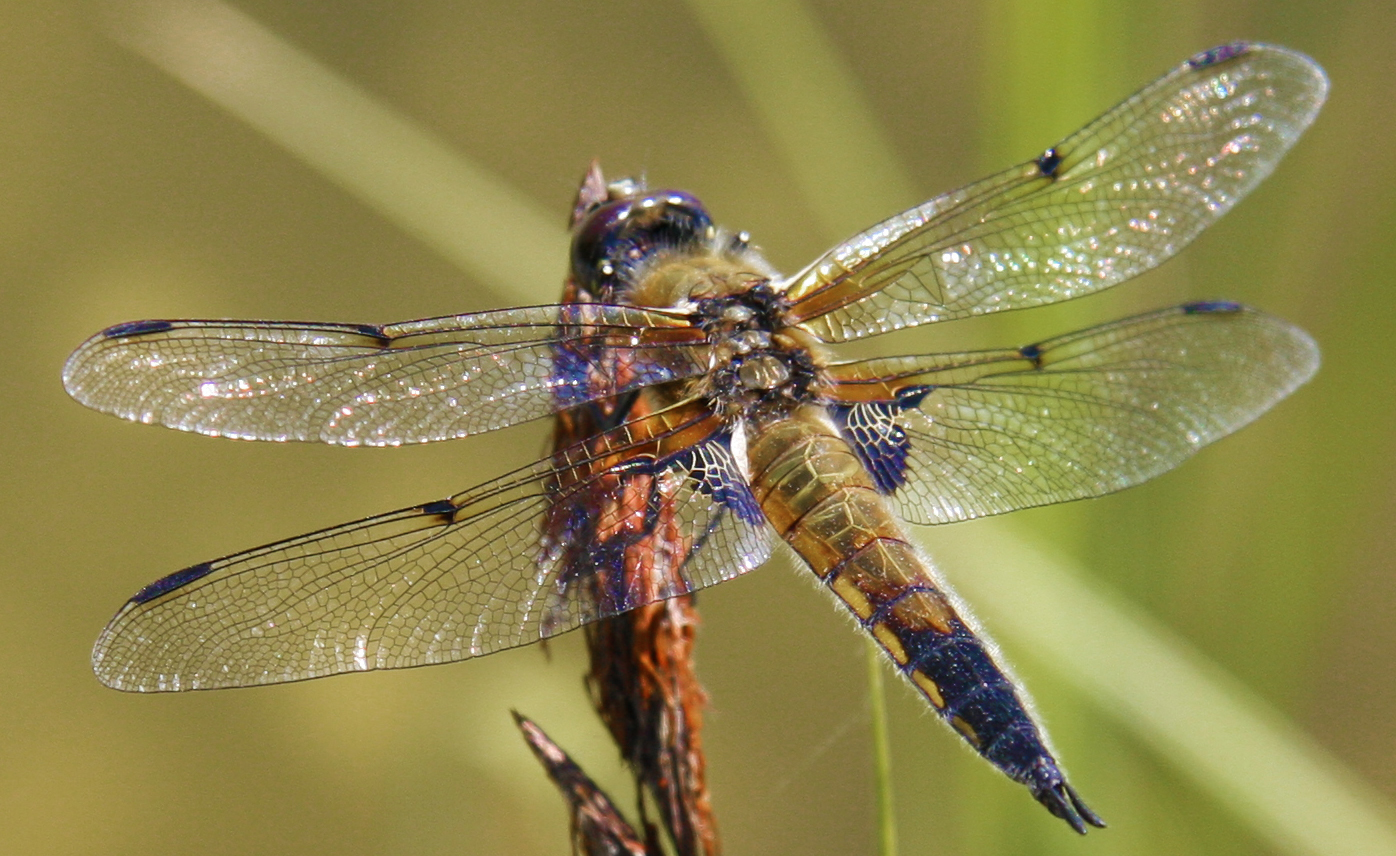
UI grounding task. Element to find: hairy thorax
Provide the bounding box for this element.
[630,252,829,425]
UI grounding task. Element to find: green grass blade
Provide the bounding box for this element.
[934,519,1396,856]
[865,639,898,856]
[685,0,917,239]
[102,0,567,305]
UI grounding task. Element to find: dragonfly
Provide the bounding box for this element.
[65,42,1326,833]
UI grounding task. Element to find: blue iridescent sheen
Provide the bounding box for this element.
[548,337,596,411]
[550,463,674,615]
[547,433,763,609]
[1183,300,1243,314]
[832,388,930,494]
[104,319,174,339]
[419,499,456,517]
[129,561,215,604]
[903,630,1006,711]
[897,622,1061,780]
[1187,42,1249,69]
[665,434,765,527]
[570,191,714,298]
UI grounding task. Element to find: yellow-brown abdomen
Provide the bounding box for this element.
[745,405,1081,810]
[745,405,959,647]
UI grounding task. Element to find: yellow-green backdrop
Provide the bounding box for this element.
[4,1,1393,854]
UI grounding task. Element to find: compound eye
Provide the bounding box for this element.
[570,198,632,278]
[569,191,714,293]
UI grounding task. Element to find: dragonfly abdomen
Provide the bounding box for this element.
[745,404,1103,831]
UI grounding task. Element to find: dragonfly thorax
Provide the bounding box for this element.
[689,282,824,422]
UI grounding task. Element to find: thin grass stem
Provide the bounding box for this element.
[866,639,898,856]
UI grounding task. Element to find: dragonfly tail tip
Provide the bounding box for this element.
[1032,778,1107,834]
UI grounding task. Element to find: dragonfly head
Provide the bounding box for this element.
[570,186,717,300]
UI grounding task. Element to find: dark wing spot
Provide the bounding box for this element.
[698,462,765,526]
[419,499,457,519]
[103,320,174,339]
[352,324,391,347]
[130,561,215,604]
[1019,343,1045,368]
[833,402,917,495]
[672,435,766,526]
[1035,148,1063,178]
[1186,42,1250,69]
[1182,300,1243,315]
[894,387,932,409]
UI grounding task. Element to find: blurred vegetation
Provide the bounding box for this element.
[3,1,1394,854]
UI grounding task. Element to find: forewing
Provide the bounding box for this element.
[91,406,776,691]
[825,303,1318,524]
[63,304,705,446]
[783,43,1327,341]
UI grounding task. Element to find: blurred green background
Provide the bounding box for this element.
[4,1,1394,854]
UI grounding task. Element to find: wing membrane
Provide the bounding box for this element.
[826,303,1318,524]
[63,304,705,446]
[91,404,775,691]
[784,43,1328,341]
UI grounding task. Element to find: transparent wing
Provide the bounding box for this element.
[63,304,706,446]
[783,43,1328,342]
[91,405,777,691]
[825,303,1318,524]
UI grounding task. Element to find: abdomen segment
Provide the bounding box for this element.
[744,405,1104,833]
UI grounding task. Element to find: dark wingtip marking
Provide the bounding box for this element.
[1019,343,1045,368]
[420,499,457,519]
[1183,300,1243,315]
[1035,147,1063,178]
[1186,42,1251,69]
[130,561,215,604]
[104,319,175,339]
